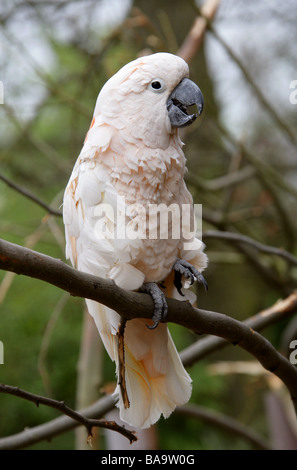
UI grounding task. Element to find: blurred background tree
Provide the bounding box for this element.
[0,0,297,450]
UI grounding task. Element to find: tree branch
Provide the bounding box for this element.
[1,285,296,449]
[0,238,297,416]
[1,285,295,450]
[0,173,62,218]
[176,404,271,450]
[208,26,297,147]
[202,230,297,267]
[0,384,136,445]
[181,290,297,366]
[0,393,116,450]
[177,0,221,62]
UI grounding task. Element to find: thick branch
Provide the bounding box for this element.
[1,288,296,449]
[0,238,297,414]
[181,290,297,366]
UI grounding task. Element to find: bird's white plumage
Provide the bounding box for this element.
[63,52,207,429]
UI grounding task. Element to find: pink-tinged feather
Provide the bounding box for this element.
[63,53,207,429]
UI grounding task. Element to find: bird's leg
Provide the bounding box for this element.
[173,259,208,296]
[140,282,168,330]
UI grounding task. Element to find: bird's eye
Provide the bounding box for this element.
[149,78,166,93]
[151,81,162,90]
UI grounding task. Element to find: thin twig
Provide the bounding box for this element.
[185,0,296,147]
[1,102,70,172]
[0,394,116,450]
[216,101,297,203]
[38,292,69,396]
[202,230,297,267]
[0,383,136,444]
[209,25,297,147]
[216,123,297,251]
[202,166,255,191]
[0,173,62,217]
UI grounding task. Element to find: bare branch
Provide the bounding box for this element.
[209,26,297,147]
[38,292,69,396]
[177,0,221,62]
[183,1,296,147]
[1,103,70,172]
[1,288,296,450]
[0,173,62,217]
[217,122,297,201]
[0,384,136,444]
[0,238,297,415]
[181,290,297,366]
[202,166,255,191]
[202,230,297,267]
[176,404,272,450]
[0,393,116,450]
[216,123,297,250]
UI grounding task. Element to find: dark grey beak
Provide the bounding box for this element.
[167,78,204,128]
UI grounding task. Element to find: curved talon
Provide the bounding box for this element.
[173,258,208,295]
[173,270,184,296]
[140,282,168,329]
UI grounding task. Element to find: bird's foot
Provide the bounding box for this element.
[173,258,208,296]
[140,282,168,330]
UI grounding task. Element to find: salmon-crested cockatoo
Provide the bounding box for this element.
[63,52,208,429]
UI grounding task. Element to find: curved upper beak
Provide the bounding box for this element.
[167,78,204,128]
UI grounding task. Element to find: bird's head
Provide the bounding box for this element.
[93,52,204,149]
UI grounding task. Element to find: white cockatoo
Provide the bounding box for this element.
[63,52,208,429]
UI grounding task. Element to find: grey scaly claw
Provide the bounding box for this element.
[140,282,168,329]
[173,259,208,296]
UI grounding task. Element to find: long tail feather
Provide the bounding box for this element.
[85,300,191,429]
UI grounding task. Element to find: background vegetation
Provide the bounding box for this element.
[0,0,297,450]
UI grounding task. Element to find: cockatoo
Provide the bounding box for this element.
[63,52,208,429]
